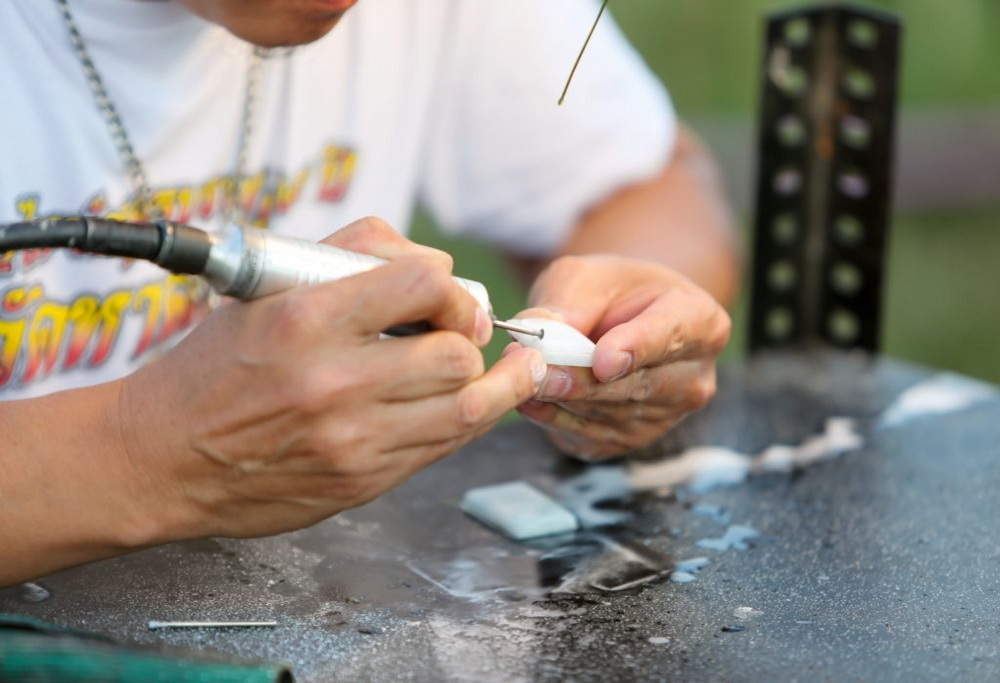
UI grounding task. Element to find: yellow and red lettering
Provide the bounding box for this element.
[319,145,358,202]
[64,290,134,368]
[21,299,72,384]
[132,275,209,359]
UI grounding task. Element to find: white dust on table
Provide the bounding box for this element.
[669,557,710,584]
[691,504,731,524]
[556,466,632,528]
[627,417,863,495]
[878,372,998,429]
[424,371,997,612]
[733,606,763,621]
[404,546,544,605]
[695,525,761,552]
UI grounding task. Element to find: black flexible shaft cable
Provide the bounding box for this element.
[0,217,211,274]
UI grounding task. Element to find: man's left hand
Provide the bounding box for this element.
[511,254,731,461]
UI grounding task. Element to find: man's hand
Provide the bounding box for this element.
[116,217,546,542]
[510,254,730,461]
[3,217,548,585]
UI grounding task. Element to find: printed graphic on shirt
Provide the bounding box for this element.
[0,274,210,389]
[0,142,358,391]
[81,143,357,227]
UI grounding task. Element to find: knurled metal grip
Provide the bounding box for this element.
[748,4,901,352]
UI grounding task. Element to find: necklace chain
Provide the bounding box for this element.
[54,0,263,225]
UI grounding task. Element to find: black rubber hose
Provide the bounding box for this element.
[0,217,211,275]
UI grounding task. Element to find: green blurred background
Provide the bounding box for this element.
[414,0,1000,382]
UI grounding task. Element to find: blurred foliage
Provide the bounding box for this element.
[883,210,1000,382]
[610,0,1000,114]
[414,0,1000,383]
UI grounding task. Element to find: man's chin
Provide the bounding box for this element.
[233,14,346,48]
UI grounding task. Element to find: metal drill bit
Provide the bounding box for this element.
[147,620,278,630]
[493,319,545,339]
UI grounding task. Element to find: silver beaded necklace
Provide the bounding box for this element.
[53,0,266,225]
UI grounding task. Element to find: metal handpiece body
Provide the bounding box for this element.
[201,224,493,315]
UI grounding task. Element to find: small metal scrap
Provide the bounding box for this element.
[148,620,278,630]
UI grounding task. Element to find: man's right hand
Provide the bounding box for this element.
[0,217,544,586]
[122,216,546,541]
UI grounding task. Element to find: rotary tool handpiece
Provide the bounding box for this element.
[0,216,551,345]
[199,224,542,338]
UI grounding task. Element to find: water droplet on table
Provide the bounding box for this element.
[18,582,51,603]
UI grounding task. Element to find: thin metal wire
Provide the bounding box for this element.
[147,620,277,630]
[558,0,610,106]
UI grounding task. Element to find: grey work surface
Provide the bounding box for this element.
[3,351,999,681]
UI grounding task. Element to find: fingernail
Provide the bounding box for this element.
[474,308,492,346]
[530,354,548,389]
[608,351,633,381]
[537,368,572,400]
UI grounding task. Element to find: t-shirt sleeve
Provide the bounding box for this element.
[418,0,677,257]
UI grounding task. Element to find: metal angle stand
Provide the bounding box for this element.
[748,4,901,352]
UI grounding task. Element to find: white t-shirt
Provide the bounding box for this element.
[0,0,675,399]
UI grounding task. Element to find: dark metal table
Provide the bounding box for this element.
[3,350,999,681]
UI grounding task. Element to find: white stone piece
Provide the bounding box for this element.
[504,317,596,367]
[461,481,578,540]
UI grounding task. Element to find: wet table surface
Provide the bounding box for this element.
[3,350,1000,681]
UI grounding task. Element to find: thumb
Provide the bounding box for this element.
[322,215,453,270]
[525,256,616,336]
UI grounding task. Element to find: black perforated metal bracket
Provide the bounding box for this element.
[748,4,901,352]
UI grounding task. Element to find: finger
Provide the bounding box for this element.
[295,254,487,343]
[382,347,546,462]
[536,359,712,405]
[526,255,623,333]
[518,400,673,460]
[555,398,673,424]
[518,401,634,461]
[510,307,567,324]
[500,341,521,358]
[591,288,730,383]
[363,331,486,401]
[321,215,453,270]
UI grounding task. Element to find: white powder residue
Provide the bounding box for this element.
[673,557,710,573]
[629,447,750,494]
[627,418,863,494]
[670,556,711,584]
[556,466,631,528]
[733,606,763,621]
[879,372,998,429]
[754,417,862,473]
[695,525,760,551]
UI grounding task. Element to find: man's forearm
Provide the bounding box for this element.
[0,383,169,586]
[512,127,741,308]
[560,127,741,306]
